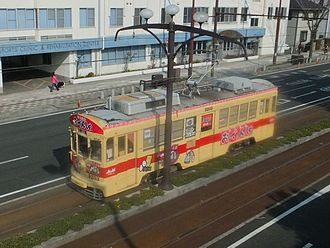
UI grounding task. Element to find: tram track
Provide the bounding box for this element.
[160,149,330,248]
[61,133,330,248]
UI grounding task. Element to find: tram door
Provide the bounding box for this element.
[114,132,137,188]
[198,112,214,162]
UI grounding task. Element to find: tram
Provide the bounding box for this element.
[69,76,277,199]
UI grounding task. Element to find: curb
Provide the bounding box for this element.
[37,127,330,248]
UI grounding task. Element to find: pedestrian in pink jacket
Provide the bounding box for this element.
[49,72,59,92]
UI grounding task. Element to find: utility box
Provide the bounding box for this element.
[291,54,304,65]
[151,74,163,81]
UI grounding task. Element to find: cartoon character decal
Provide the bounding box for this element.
[157,144,179,164]
[184,149,195,164]
[139,156,152,172]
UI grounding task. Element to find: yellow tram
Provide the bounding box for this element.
[69,76,277,199]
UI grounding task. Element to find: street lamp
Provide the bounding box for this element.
[114,5,248,191]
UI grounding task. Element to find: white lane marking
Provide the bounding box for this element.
[0,104,104,126]
[302,243,313,248]
[227,184,330,248]
[281,84,316,93]
[320,86,330,92]
[0,183,66,207]
[277,99,291,105]
[0,176,69,199]
[278,96,330,114]
[323,68,330,72]
[286,79,312,86]
[0,155,29,165]
[291,91,317,99]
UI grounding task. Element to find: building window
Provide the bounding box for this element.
[151,44,166,59]
[161,8,171,24]
[7,9,17,29]
[183,7,208,24]
[102,46,146,65]
[224,41,234,51]
[39,8,71,28]
[300,31,308,42]
[134,8,146,25]
[194,41,207,54]
[80,8,95,27]
[183,7,192,23]
[275,7,287,19]
[77,50,92,68]
[216,7,237,22]
[109,8,123,26]
[267,7,273,19]
[241,7,248,22]
[250,18,258,27]
[0,9,36,30]
[17,9,35,29]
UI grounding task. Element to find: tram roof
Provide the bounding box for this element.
[86,76,277,128]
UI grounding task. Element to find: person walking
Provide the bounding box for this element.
[323,43,328,54]
[298,42,303,54]
[49,72,59,92]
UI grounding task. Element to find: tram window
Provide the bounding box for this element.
[106,138,114,161]
[185,116,196,138]
[201,113,213,132]
[172,119,184,141]
[144,127,155,150]
[90,140,101,162]
[127,133,134,154]
[118,136,126,157]
[259,99,265,114]
[265,99,270,113]
[158,124,165,145]
[272,96,277,112]
[249,101,257,119]
[229,105,239,125]
[239,103,248,122]
[78,135,88,157]
[71,130,77,152]
[219,108,229,128]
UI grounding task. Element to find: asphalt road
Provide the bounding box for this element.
[0,63,329,202]
[207,178,330,248]
[0,114,70,199]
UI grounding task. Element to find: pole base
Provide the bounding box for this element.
[158,179,174,191]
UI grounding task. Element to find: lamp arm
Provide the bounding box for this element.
[143,28,168,55]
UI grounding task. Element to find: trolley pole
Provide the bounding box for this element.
[159,17,175,190]
[273,0,282,64]
[211,0,219,77]
[188,0,195,77]
[114,5,248,191]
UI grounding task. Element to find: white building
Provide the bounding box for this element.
[0,0,289,93]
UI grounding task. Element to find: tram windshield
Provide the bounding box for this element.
[90,139,101,161]
[76,134,102,161]
[78,134,88,156]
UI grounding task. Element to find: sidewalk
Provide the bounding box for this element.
[0,52,326,124]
